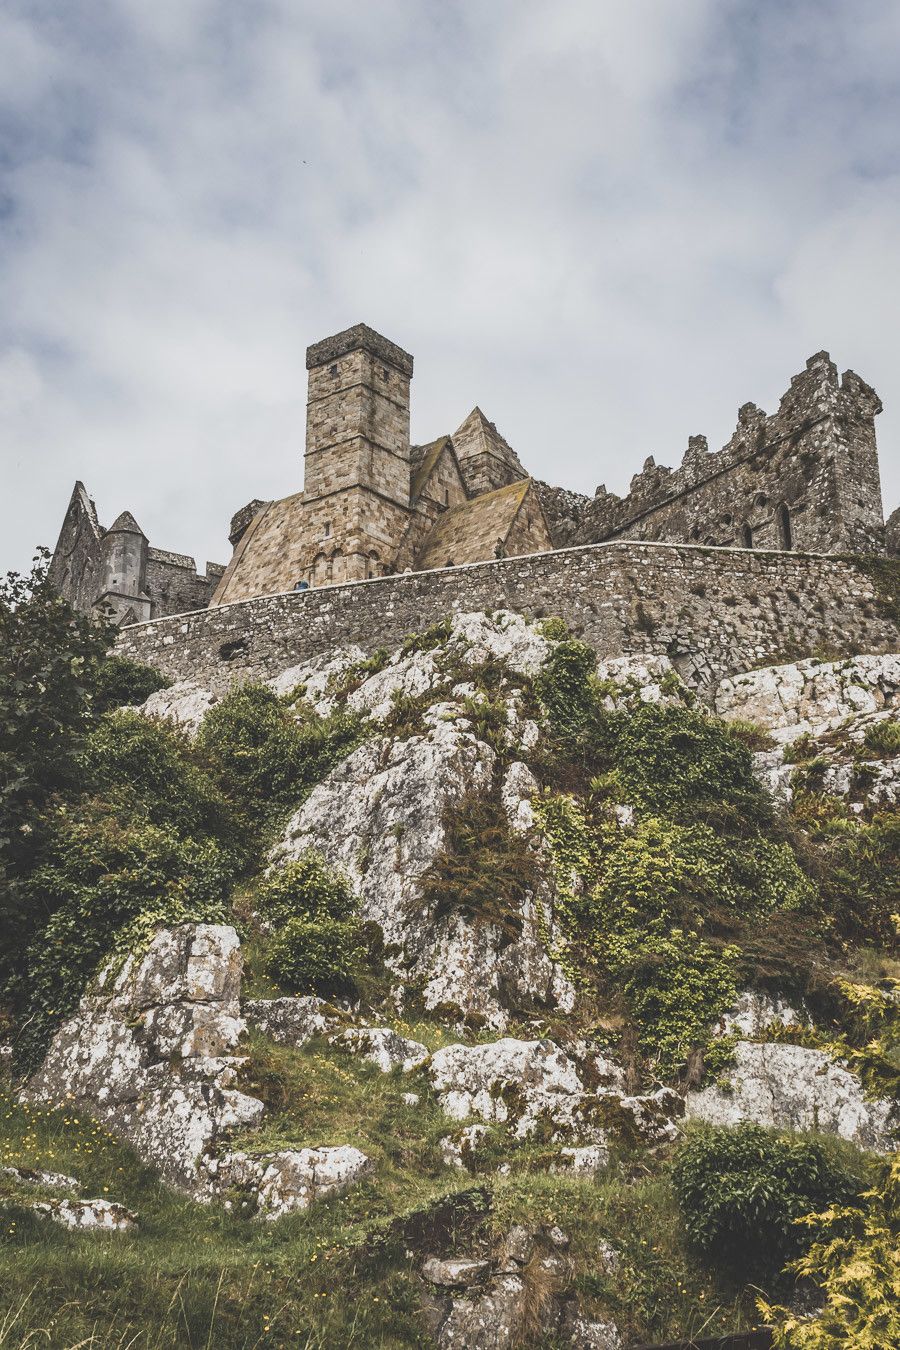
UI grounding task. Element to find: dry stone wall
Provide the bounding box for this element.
[115,540,900,695]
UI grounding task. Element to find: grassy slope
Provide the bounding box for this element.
[1,1028,770,1350]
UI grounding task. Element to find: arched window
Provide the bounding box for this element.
[776,504,793,550]
[329,548,345,584]
[741,523,753,549]
[366,551,380,579]
[312,552,329,586]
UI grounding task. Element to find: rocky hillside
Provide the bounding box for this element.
[1,587,898,1348]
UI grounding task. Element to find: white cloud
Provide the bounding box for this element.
[1,0,899,579]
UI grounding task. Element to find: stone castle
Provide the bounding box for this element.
[49,323,894,627]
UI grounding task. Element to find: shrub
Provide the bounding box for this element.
[197,684,364,836]
[623,935,740,1073]
[79,710,238,849]
[0,553,112,986]
[421,794,538,938]
[608,702,771,829]
[255,853,356,929]
[759,1153,900,1348]
[672,1124,865,1278]
[17,798,233,1066]
[91,654,170,713]
[793,797,899,943]
[862,718,900,756]
[534,638,601,743]
[265,915,363,996]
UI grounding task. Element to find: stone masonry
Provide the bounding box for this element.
[115,539,900,696]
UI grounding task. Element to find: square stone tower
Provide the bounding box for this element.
[303,324,414,584]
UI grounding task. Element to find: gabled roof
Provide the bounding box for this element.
[413,479,533,571]
[452,407,527,479]
[410,435,463,504]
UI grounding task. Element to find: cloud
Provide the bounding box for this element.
[1,0,899,579]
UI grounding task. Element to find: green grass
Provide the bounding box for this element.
[0,1030,776,1349]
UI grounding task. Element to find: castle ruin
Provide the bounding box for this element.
[50,324,891,628]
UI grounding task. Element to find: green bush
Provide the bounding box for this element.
[793,796,899,943]
[197,684,364,836]
[91,654,170,713]
[264,915,363,996]
[255,853,356,928]
[17,798,233,1066]
[623,934,740,1073]
[79,710,238,849]
[862,718,900,756]
[608,702,771,829]
[534,638,601,742]
[759,1153,900,1348]
[672,1124,865,1278]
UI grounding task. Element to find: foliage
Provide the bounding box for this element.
[0,554,113,983]
[78,709,238,849]
[421,793,538,939]
[862,717,900,756]
[792,792,899,943]
[197,683,365,837]
[255,853,365,997]
[16,797,232,1066]
[400,616,453,657]
[536,615,570,642]
[534,638,601,743]
[91,653,171,714]
[255,853,356,929]
[265,915,364,996]
[607,701,771,829]
[673,1124,866,1279]
[759,1153,900,1349]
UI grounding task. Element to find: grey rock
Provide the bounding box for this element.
[686,1040,899,1152]
[214,1146,372,1220]
[243,996,344,1047]
[1,1165,81,1193]
[33,1197,138,1232]
[551,1144,610,1176]
[439,1124,492,1171]
[24,925,264,1194]
[422,1256,491,1289]
[331,1026,429,1074]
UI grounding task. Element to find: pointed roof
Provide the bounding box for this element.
[413,479,534,571]
[410,435,462,503]
[106,510,146,537]
[451,407,527,478]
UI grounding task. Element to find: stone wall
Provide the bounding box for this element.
[115,541,900,695]
[548,353,886,557]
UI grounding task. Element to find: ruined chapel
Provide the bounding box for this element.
[49,323,892,625]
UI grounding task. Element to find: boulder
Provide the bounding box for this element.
[24,925,264,1194]
[439,1124,493,1171]
[422,1256,491,1289]
[214,1146,372,1220]
[34,1197,138,1232]
[686,1040,899,1152]
[331,1026,429,1073]
[273,717,572,1027]
[1,1165,81,1193]
[139,681,218,736]
[715,653,900,743]
[243,996,345,1047]
[428,1038,679,1147]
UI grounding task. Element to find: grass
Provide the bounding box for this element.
[1,1028,778,1349]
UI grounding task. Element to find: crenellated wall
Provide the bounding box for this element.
[546,353,886,556]
[115,540,900,697]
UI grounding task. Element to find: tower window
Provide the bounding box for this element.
[329,363,338,377]
[323,521,331,538]
[381,366,390,382]
[741,523,753,549]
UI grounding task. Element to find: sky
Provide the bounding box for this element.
[1,0,899,576]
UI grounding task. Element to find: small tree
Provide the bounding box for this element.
[0,553,112,984]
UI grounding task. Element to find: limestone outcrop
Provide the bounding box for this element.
[24,924,264,1193]
[686,1040,899,1153]
[272,703,573,1027]
[715,653,900,743]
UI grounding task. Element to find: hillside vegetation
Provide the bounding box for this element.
[1,557,898,1349]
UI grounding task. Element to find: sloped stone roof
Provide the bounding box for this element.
[452,408,527,479]
[413,479,533,570]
